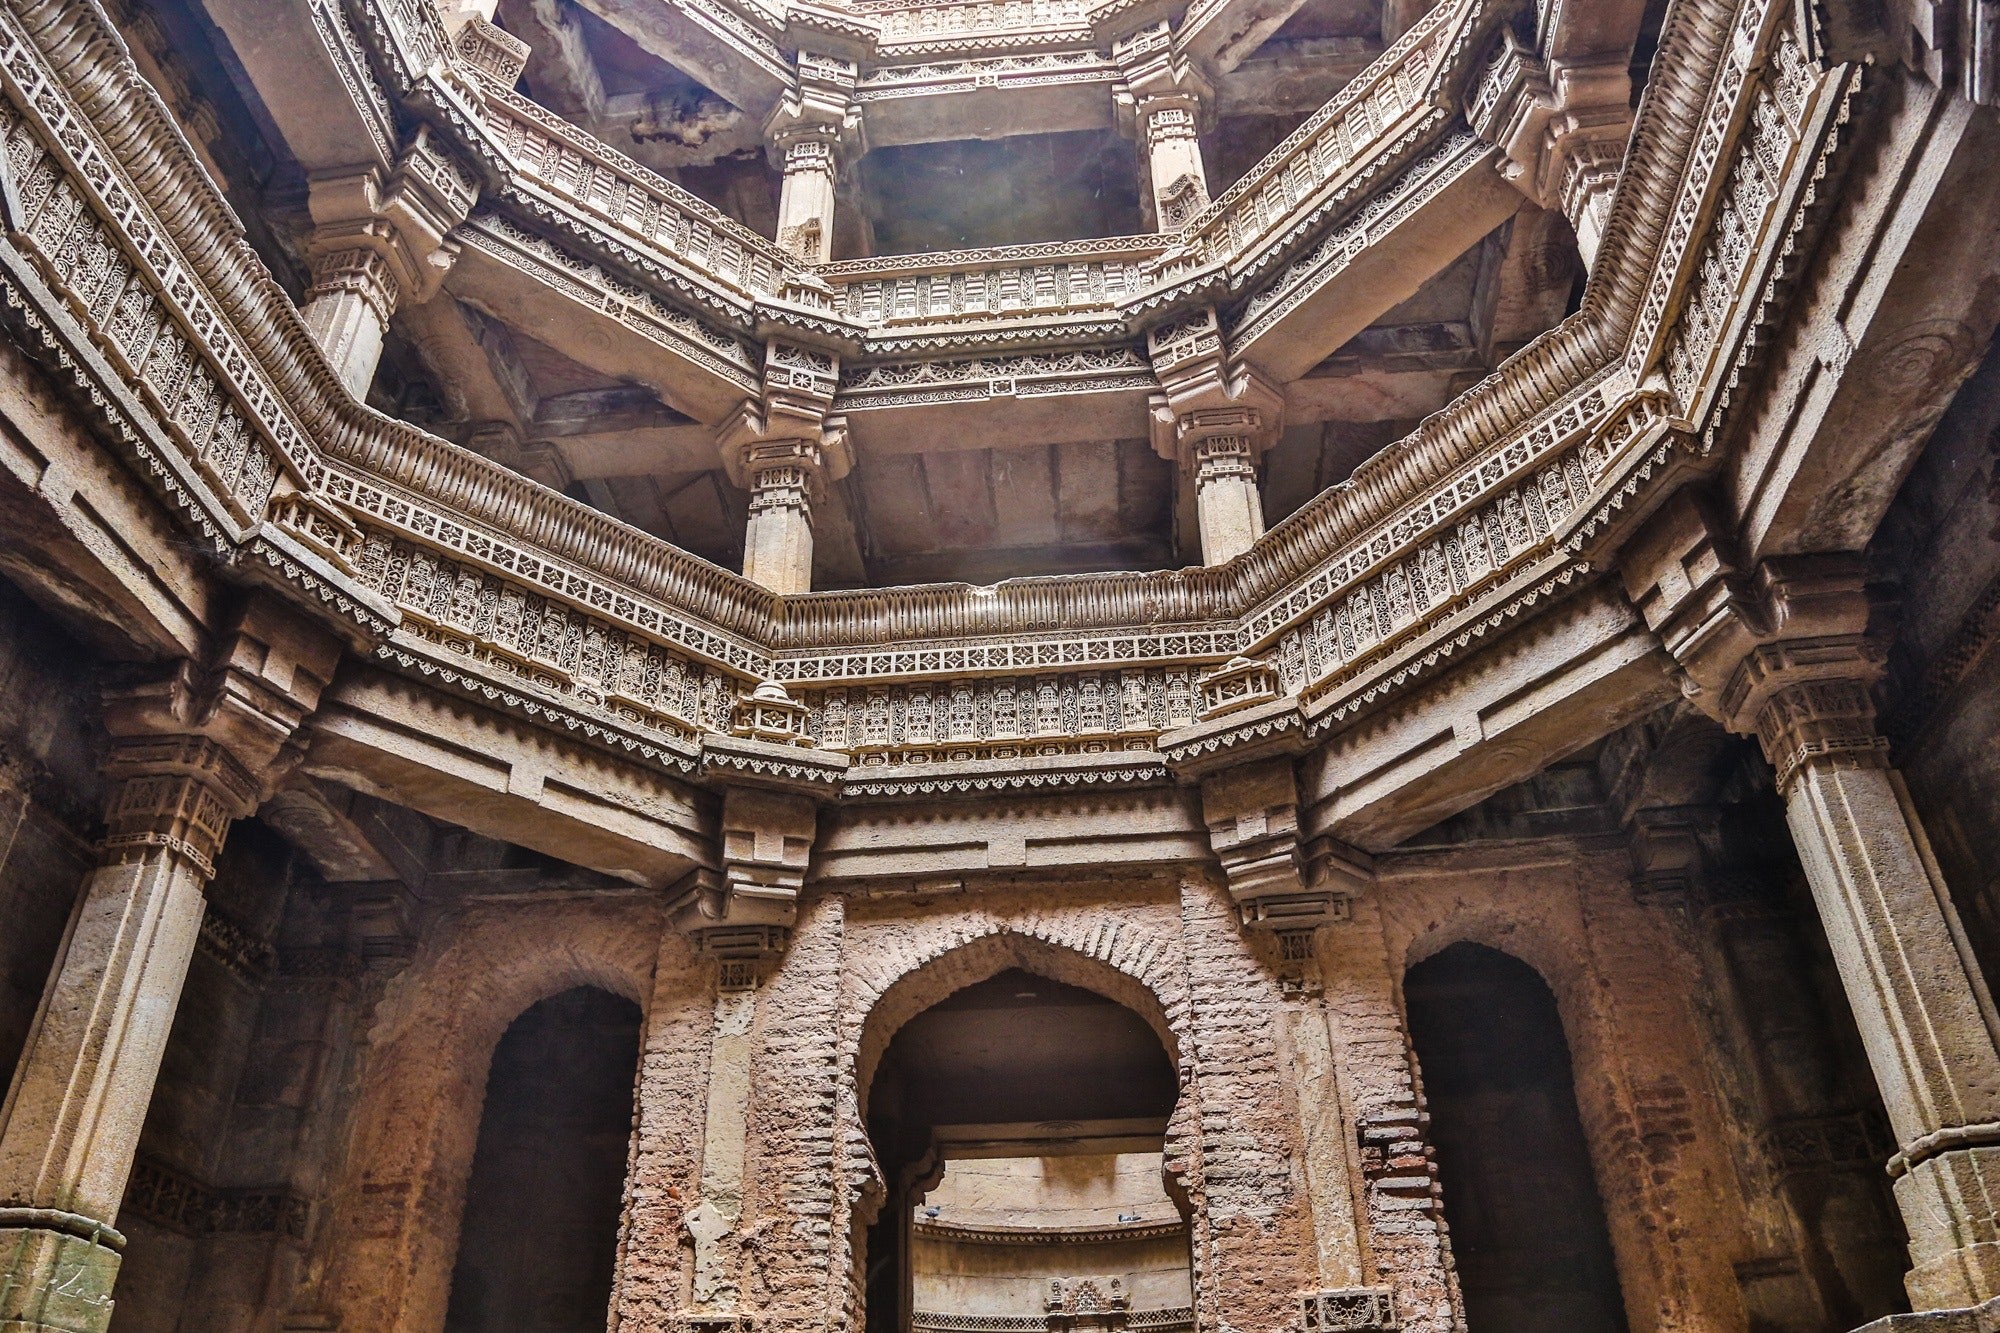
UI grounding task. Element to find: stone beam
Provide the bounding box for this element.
[395,296,527,427]
[302,665,715,887]
[495,0,609,121]
[446,221,758,427]
[1300,585,1678,850]
[837,377,1155,458]
[1213,38,1387,116]
[260,781,436,887]
[0,329,211,661]
[1726,74,2000,566]
[1178,0,1324,75]
[200,0,396,172]
[569,0,791,125]
[1231,139,1521,383]
[813,786,1206,882]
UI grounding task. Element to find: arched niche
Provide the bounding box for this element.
[442,985,643,1333]
[1404,941,1629,1333]
[855,941,1193,1333]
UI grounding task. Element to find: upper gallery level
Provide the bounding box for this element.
[8,0,1991,921]
[125,0,1656,589]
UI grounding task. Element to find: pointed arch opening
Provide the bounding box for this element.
[861,959,1192,1333]
[442,985,643,1333]
[1404,942,1629,1333]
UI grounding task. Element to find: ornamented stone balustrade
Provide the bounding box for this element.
[468,87,793,309]
[0,0,1853,790]
[361,0,1504,364]
[853,50,1117,106]
[824,237,1166,343]
[862,0,1096,52]
[1156,0,1487,282]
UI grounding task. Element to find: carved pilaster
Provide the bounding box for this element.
[302,127,477,395]
[0,602,341,1333]
[1159,659,1370,930]
[1146,310,1281,565]
[765,42,865,262]
[720,343,852,595]
[1113,22,1213,231]
[1467,33,1631,268]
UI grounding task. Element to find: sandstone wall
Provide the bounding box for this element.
[0,581,100,1092]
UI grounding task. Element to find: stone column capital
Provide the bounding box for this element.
[97,736,259,879]
[1621,492,1884,733]
[1466,33,1631,261]
[718,339,852,490]
[100,597,346,793]
[763,49,864,164]
[1751,676,1892,795]
[1145,311,1283,466]
[1110,21,1211,114]
[305,127,477,313]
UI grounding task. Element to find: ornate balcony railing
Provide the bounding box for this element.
[825,238,1166,344]
[0,0,1845,774]
[1162,0,1484,285]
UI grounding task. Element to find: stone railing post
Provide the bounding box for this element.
[1114,22,1214,232]
[302,128,477,397]
[0,601,342,1333]
[1623,499,2000,1311]
[1146,310,1281,564]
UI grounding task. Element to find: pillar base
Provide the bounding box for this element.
[1848,1293,2000,1331]
[1895,1145,2000,1312]
[0,1220,122,1333]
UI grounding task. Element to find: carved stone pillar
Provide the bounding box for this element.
[300,248,398,402]
[720,342,852,595]
[1146,310,1281,565]
[1190,428,1265,565]
[672,681,843,1323]
[0,604,341,1333]
[302,128,476,397]
[1467,34,1631,268]
[743,439,824,596]
[1623,503,2000,1311]
[1114,23,1214,231]
[765,48,864,262]
[1752,674,2000,1310]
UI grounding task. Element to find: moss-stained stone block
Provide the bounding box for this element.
[0,1225,121,1333]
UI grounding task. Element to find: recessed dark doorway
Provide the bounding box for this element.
[443,986,642,1333]
[1405,942,1630,1333]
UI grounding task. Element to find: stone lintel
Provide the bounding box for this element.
[1158,691,1308,781]
[699,730,850,796]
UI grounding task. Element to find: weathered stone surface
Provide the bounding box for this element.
[1,0,1998,1329]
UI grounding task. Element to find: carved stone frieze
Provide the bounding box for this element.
[1300,1287,1398,1331]
[0,0,1861,864]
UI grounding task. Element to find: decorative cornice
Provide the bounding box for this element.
[0,0,1849,806]
[913,1217,1186,1245]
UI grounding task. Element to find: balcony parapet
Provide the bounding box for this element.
[0,0,1851,802]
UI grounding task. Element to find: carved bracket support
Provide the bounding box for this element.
[674,682,848,959]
